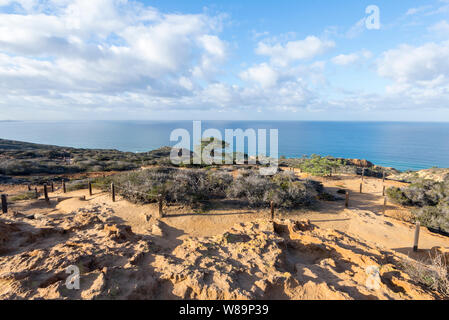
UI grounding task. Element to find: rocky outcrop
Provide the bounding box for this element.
[347,159,374,168]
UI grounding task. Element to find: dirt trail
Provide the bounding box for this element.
[295,175,449,260]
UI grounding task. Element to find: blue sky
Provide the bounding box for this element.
[0,0,449,121]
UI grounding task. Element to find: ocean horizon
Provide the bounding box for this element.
[1,120,449,172]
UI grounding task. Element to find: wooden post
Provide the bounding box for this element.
[51,182,54,192]
[62,181,66,193]
[88,181,92,196]
[345,191,349,208]
[382,185,386,197]
[27,184,31,191]
[158,194,163,218]
[359,183,363,194]
[111,182,115,202]
[43,183,49,202]
[383,197,387,214]
[34,187,38,198]
[361,168,365,181]
[1,194,7,214]
[382,171,386,183]
[270,201,274,220]
[413,222,421,252]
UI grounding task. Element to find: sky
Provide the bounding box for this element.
[0,0,449,121]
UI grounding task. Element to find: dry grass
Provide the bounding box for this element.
[402,253,449,297]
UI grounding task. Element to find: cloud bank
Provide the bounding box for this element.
[0,0,449,119]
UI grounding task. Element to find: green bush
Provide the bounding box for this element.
[294,154,343,177]
[386,178,449,233]
[386,187,412,206]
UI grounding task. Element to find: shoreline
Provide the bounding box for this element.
[1,137,444,175]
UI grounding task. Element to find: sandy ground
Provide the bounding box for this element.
[1,172,449,299]
[4,173,449,259]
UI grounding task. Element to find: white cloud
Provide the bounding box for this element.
[0,2,331,118]
[429,20,449,35]
[239,63,279,88]
[378,41,449,86]
[345,18,366,39]
[372,40,449,110]
[2,0,449,120]
[255,36,335,67]
[0,0,232,112]
[332,53,359,66]
[332,50,372,66]
[406,6,431,16]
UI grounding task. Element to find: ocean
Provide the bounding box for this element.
[1,120,448,172]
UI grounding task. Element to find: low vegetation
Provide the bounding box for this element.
[401,254,449,297]
[386,178,449,233]
[10,191,36,201]
[94,168,322,209]
[0,139,173,176]
[280,154,394,177]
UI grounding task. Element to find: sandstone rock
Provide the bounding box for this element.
[347,159,374,168]
[103,224,134,242]
[81,273,106,300]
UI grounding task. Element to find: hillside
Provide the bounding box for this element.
[0,139,172,177]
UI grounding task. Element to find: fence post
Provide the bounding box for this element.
[382,185,386,197]
[44,183,49,202]
[1,194,7,214]
[158,194,163,218]
[62,181,66,194]
[88,181,92,196]
[362,168,365,181]
[111,182,115,202]
[270,201,274,220]
[359,183,363,194]
[27,184,31,191]
[345,191,349,208]
[50,182,54,192]
[35,187,38,198]
[413,222,421,252]
[383,197,387,214]
[382,171,386,183]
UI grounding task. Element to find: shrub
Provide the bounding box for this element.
[386,187,411,206]
[228,174,275,207]
[10,191,36,201]
[294,154,342,177]
[401,254,449,297]
[66,180,89,192]
[227,171,317,208]
[102,168,233,206]
[386,178,449,233]
[413,205,449,233]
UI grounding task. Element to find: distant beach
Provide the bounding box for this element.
[1,120,448,171]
